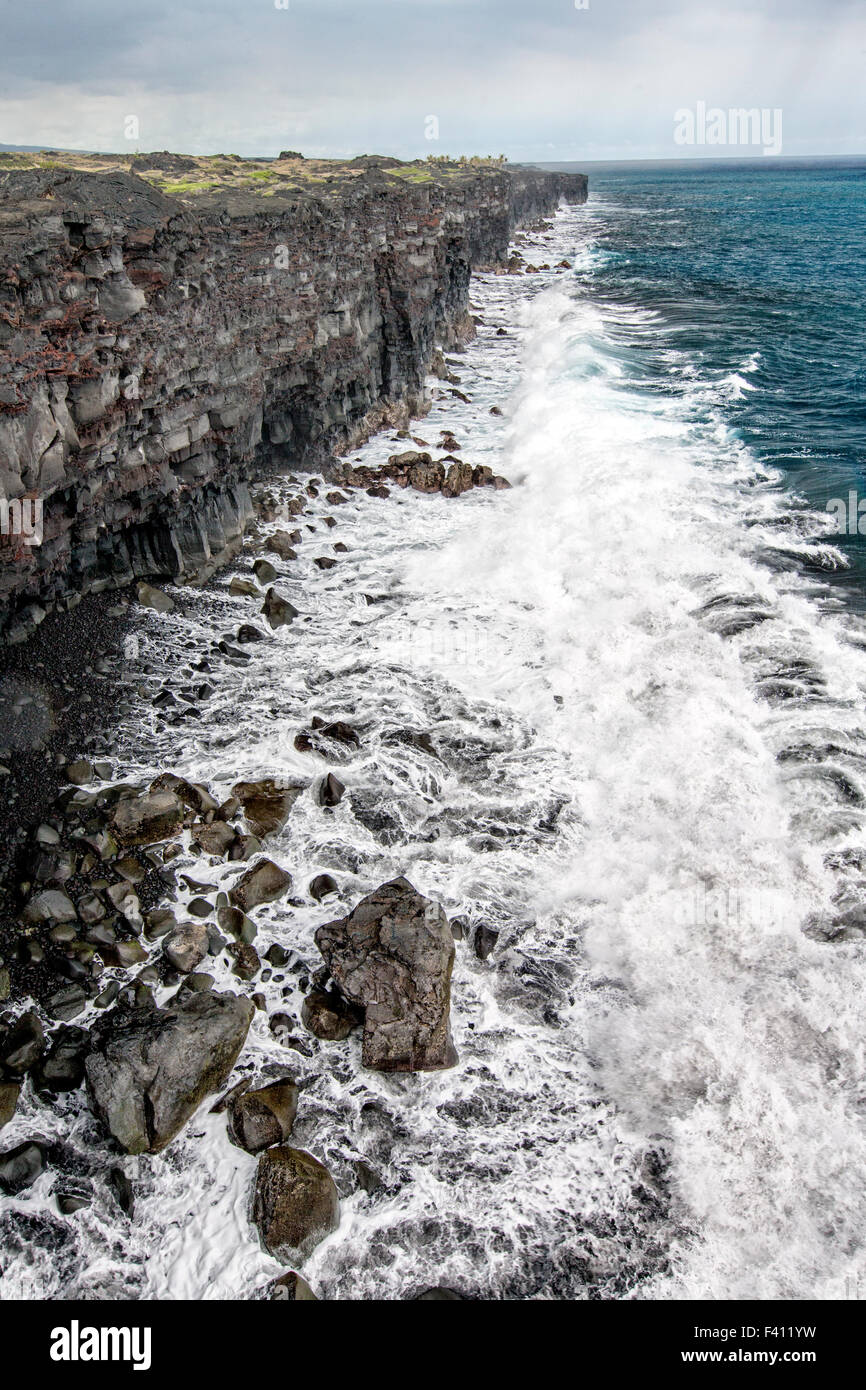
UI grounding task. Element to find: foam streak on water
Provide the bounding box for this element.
[2,203,866,1302]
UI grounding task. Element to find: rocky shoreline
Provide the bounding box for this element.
[0,155,586,644]
[0,171,599,1301]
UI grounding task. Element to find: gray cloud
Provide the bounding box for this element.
[0,0,863,160]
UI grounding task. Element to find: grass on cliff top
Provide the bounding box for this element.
[0,150,510,203]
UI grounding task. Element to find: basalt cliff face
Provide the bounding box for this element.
[0,160,586,642]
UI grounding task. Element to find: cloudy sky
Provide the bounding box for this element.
[1,0,864,161]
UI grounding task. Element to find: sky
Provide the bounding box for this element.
[1,0,864,162]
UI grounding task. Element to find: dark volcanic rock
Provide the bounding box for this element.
[229,859,293,911]
[252,1146,340,1260]
[227,1079,299,1154]
[110,790,184,847]
[301,988,361,1041]
[0,1140,47,1194]
[0,1081,21,1131]
[84,990,255,1154]
[0,1009,45,1077]
[315,877,457,1072]
[231,778,306,839]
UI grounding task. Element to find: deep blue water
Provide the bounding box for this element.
[580,161,866,600]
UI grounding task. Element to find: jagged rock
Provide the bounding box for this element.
[315,877,458,1072]
[266,532,298,561]
[150,773,220,815]
[231,778,305,840]
[0,1009,45,1077]
[314,556,338,570]
[111,790,184,846]
[301,989,361,1041]
[0,1140,47,1194]
[230,859,293,911]
[269,1271,319,1301]
[262,588,299,630]
[109,1166,135,1217]
[442,460,474,498]
[473,925,500,961]
[84,990,255,1154]
[32,1025,87,1093]
[0,1081,21,1130]
[252,1146,340,1260]
[164,922,209,974]
[227,1079,298,1153]
[228,941,261,981]
[318,773,345,807]
[409,459,446,493]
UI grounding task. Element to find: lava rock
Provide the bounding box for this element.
[111,790,184,847]
[301,989,361,1041]
[231,778,306,840]
[0,1140,47,1193]
[227,1079,298,1153]
[229,859,293,911]
[84,990,255,1154]
[252,1146,340,1260]
[32,1025,88,1094]
[315,877,457,1072]
[164,922,209,974]
[0,1009,45,1077]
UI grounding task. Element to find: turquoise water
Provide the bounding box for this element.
[581,161,866,599]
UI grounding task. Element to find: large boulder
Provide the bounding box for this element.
[315,877,458,1072]
[252,1146,339,1260]
[84,991,254,1154]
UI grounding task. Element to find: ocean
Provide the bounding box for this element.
[2,162,866,1302]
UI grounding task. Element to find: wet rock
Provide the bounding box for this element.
[315,877,458,1072]
[227,1079,298,1153]
[473,925,500,961]
[111,790,184,846]
[269,1270,319,1301]
[414,1287,466,1300]
[84,989,255,1154]
[109,1166,135,1217]
[137,582,175,614]
[0,1140,47,1194]
[0,1082,21,1131]
[262,588,299,630]
[229,859,293,911]
[229,576,260,597]
[314,556,337,570]
[301,989,360,1041]
[318,773,345,808]
[252,1146,340,1261]
[253,558,279,586]
[22,889,77,924]
[192,820,237,856]
[57,1190,91,1215]
[231,778,306,840]
[45,984,88,1022]
[237,624,268,644]
[164,922,209,974]
[442,460,474,498]
[228,941,261,981]
[409,459,446,493]
[0,1009,45,1077]
[355,1159,382,1195]
[266,532,298,561]
[32,1025,87,1094]
[151,773,219,816]
[65,760,94,786]
[309,873,338,902]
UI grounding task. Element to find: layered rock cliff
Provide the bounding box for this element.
[0,158,586,642]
